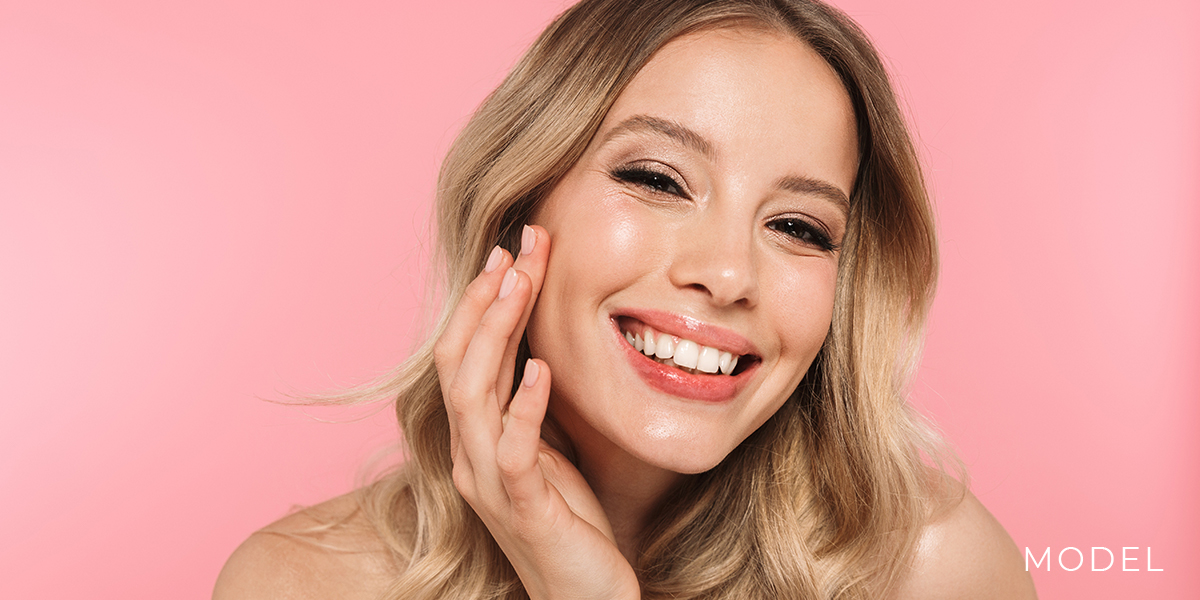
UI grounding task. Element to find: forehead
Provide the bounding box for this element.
[597,26,859,194]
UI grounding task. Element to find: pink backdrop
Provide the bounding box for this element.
[2,1,1196,598]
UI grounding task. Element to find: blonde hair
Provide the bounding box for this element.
[352,0,950,597]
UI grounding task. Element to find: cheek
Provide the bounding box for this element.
[528,190,651,354]
[559,191,643,255]
[539,192,652,298]
[765,260,838,358]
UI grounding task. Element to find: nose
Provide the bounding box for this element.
[666,208,759,308]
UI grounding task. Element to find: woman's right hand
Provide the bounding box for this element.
[432,225,641,600]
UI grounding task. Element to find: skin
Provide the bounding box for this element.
[526,26,853,563]
[214,27,1037,600]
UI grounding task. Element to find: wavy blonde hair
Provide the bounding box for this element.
[350,0,950,597]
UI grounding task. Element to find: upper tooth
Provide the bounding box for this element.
[673,340,699,368]
[697,346,720,373]
[722,355,738,375]
[718,351,733,374]
[623,325,743,375]
[654,333,675,359]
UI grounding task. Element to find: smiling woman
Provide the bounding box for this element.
[528,29,853,482]
[215,0,1035,598]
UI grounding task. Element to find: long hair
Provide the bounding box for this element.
[351,1,948,597]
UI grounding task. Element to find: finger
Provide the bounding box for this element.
[434,245,511,453]
[537,444,618,545]
[496,359,552,513]
[494,225,551,409]
[434,245,512,385]
[451,267,534,460]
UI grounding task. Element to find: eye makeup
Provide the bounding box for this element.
[610,163,688,198]
[766,216,838,252]
[608,156,841,253]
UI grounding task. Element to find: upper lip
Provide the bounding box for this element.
[611,308,759,358]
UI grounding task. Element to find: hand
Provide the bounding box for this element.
[433,225,640,600]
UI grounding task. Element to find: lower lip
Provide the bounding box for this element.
[612,322,753,403]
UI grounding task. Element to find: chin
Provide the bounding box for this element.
[658,455,726,476]
[622,425,742,475]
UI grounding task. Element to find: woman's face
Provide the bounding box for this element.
[528,27,857,475]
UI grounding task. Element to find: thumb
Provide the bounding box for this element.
[537,442,618,545]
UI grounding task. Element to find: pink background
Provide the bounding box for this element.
[2,1,1196,598]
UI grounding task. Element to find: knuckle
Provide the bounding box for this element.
[447,398,472,425]
[432,341,456,373]
[495,451,524,479]
[451,464,475,497]
[463,277,496,305]
[475,311,512,340]
[446,379,486,409]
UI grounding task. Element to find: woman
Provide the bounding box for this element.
[216,0,1035,597]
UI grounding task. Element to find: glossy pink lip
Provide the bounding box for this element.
[611,308,759,357]
[609,310,759,403]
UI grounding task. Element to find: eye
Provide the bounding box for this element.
[767,217,838,252]
[612,165,685,197]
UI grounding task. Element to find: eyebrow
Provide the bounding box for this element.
[776,175,850,213]
[601,114,716,160]
[601,113,852,213]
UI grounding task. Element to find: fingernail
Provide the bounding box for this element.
[522,359,540,387]
[498,267,517,299]
[484,245,502,273]
[520,225,536,255]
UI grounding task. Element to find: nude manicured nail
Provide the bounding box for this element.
[498,268,518,299]
[484,246,502,273]
[520,225,536,255]
[522,359,540,387]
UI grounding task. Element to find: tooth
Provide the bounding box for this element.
[697,346,720,373]
[634,333,644,352]
[643,331,656,356]
[719,352,734,375]
[625,330,635,346]
[728,355,738,374]
[654,333,675,359]
[673,340,699,368]
[663,357,677,368]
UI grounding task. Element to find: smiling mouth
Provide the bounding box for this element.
[615,316,758,376]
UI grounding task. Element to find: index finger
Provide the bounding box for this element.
[494,225,550,410]
[433,245,513,387]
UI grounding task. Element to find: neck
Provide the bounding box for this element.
[568,429,686,564]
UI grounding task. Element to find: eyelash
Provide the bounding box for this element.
[611,165,838,252]
[767,218,837,252]
[612,165,685,197]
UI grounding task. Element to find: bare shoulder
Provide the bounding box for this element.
[213,491,407,600]
[892,484,1038,599]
